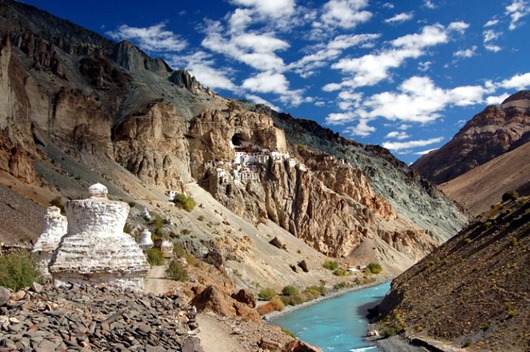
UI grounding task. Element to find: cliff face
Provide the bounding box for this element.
[0,0,466,269]
[373,196,530,351]
[412,91,530,185]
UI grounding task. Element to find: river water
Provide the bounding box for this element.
[269,281,391,352]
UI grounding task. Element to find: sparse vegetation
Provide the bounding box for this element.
[282,285,300,296]
[166,259,188,282]
[366,262,383,274]
[334,281,348,290]
[146,248,165,266]
[173,193,196,212]
[333,268,351,276]
[323,259,339,270]
[172,242,187,258]
[258,288,277,300]
[0,252,42,291]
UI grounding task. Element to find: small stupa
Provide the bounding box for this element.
[32,206,67,278]
[138,228,154,250]
[49,183,149,291]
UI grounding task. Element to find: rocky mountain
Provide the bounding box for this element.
[0,0,466,289]
[412,91,530,185]
[372,195,530,351]
[439,142,530,217]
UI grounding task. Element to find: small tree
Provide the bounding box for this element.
[173,194,196,212]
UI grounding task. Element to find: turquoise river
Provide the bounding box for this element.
[269,281,391,352]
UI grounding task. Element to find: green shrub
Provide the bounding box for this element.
[323,260,339,270]
[173,194,196,212]
[333,268,351,276]
[269,296,285,311]
[366,262,382,274]
[282,328,296,338]
[146,248,165,266]
[258,288,277,300]
[502,190,519,202]
[282,285,300,296]
[0,252,42,291]
[173,242,187,257]
[166,259,188,282]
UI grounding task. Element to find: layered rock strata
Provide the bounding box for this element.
[49,184,149,291]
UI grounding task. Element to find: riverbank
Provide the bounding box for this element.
[263,276,391,321]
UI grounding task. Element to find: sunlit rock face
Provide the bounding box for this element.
[32,206,67,278]
[49,184,149,291]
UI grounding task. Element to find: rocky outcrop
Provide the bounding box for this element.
[189,285,260,322]
[49,184,149,291]
[372,196,530,351]
[413,90,530,184]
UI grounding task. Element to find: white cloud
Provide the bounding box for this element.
[418,61,432,72]
[486,93,510,105]
[483,29,501,42]
[484,19,499,27]
[382,137,444,151]
[385,12,414,24]
[453,46,477,58]
[414,148,438,155]
[106,23,187,52]
[325,23,467,90]
[505,0,530,30]
[423,0,436,9]
[230,0,295,18]
[245,94,280,111]
[385,131,410,140]
[320,0,372,29]
[241,71,289,93]
[448,21,470,34]
[290,33,380,78]
[329,76,491,125]
[344,119,376,137]
[498,72,530,90]
[166,51,237,91]
[485,44,502,52]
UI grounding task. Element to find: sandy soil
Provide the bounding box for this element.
[196,313,246,352]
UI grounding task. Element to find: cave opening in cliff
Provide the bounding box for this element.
[232,133,250,148]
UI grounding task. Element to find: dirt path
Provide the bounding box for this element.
[196,313,245,352]
[144,265,174,295]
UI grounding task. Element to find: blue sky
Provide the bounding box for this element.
[21,0,530,164]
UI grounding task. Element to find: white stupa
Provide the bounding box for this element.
[138,228,154,250]
[49,183,149,291]
[32,206,67,278]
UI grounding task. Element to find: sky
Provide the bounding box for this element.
[20,0,530,164]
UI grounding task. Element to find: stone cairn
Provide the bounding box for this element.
[49,184,149,292]
[32,206,67,279]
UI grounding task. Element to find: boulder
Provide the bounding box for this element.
[190,285,260,322]
[231,289,256,308]
[269,237,286,250]
[0,286,11,306]
[298,260,309,273]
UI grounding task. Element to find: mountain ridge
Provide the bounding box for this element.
[412,91,530,185]
[0,0,466,286]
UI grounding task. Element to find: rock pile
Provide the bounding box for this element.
[0,283,202,351]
